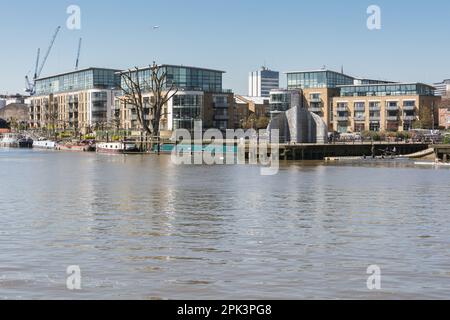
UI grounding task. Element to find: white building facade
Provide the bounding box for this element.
[249,67,280,98]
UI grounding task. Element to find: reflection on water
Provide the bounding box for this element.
[0,149,449,299]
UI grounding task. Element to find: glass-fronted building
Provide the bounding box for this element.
[269,89,302,116]
[120,65,225,93]
[35,68,121,95]
[30,68,121,131]
[172,94,204,131]
[117,64,234,134]
[339,83,436,97]
[287,70,355,89]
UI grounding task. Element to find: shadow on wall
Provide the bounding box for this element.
[268,106,328,144]
[0,118,10,129]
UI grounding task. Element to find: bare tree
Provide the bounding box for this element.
[45,107,58,140]
[119,62,178,153]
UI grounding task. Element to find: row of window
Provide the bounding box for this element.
[288,71,355,89]
[121,66,224,93]
[340,84,435,97]
[335,101,416,109]
[337,123,415,133]
[36,69,120,95]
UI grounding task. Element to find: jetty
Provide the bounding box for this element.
[269,142,429,161]
[433,144,450,162]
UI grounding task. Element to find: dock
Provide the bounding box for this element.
[433,145,450,162]
[257,142,430,161]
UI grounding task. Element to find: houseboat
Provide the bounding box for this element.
[56,141,95,152]
[33,139,57,150]
[96,142,139,154]
[0,133,33,148]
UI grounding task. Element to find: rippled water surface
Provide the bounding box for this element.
[0,149,449,299]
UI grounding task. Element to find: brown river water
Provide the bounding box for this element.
[0,148,449,299]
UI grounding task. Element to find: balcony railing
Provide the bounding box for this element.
[354,115,366,121]
[213,103,228,108]
[309,97,322,103]
[309,107,322,112]
[336,116,349,121]
[403,115,417,121]
[214,115,229,120]
[386,105,399,111]
[336,106,348,112]
[386,116,399,121]
[402,105,416,111]
[369,116,381,121]
[369,106,381,111]
[354,106,366,112]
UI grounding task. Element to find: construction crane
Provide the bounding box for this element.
[25,26,61,95]
[25,48,40,93]
[75,38,82,70]
[37,26,61,78]
[33,48,41,80]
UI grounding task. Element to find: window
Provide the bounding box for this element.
[369,122,380,132]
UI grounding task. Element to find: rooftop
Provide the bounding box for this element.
[337,82,436,89]
[118,64,226,74]
[36,67,122,81]
[235,95,269,105]
[285,69,343,75]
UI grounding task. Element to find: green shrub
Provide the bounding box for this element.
[59,132,72,138]
[372,133,381,141]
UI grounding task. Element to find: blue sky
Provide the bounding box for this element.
[1,0,450,95]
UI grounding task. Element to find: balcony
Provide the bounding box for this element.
[213,102,228,109]
[309,106,322,112]
[386,116,399,121]
[369,106,381,111]
[354,105,366,112]
[369,116,381,121]
[354,115,366,122]
[309,97,322,103]
[403,115,417,121]
[336,105,348,112]
[336,116,349,122]
[402,105,416,111]
[386,105,399,111]
[214,115,229,121]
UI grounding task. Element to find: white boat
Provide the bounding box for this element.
[96,142,138,154]
[0,133,33,148]
[0,133,19,147]
[33,140,56,149]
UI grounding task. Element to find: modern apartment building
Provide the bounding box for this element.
[433,79,450,97]
[286,70,356,130]
[249,67,280,98]
[269,89,302,117]
[29,68,121,133]
[116,64,234,136]
[333,83,440,133]
[285,69,440,133]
